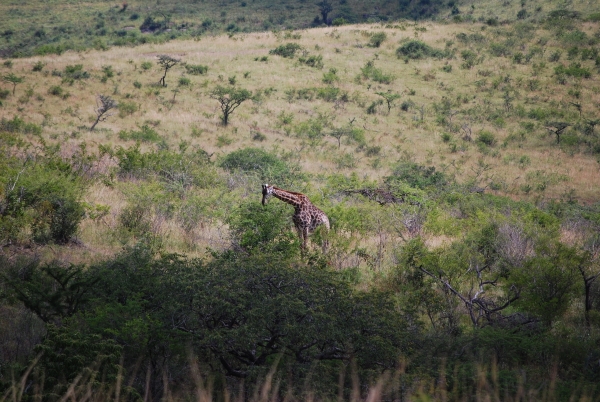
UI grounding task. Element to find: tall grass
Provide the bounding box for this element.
[2,355,595,402]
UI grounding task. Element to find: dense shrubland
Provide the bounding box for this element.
[2,127,600,400]
[2,2,600,400]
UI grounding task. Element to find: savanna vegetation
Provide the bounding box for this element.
[2,0,600,400]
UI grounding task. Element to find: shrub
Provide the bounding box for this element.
[62,64,89,84]
[32,61,46,72]
[0,115,42,135]
[219,147,298,184]
[140,61,153,71]
[322,68,339,84]
[0,154,87,245]
[269,43,302,58]
[101,65,114,78]
[385,162,447,190]
[400,100,413,111]
[299,54,324,69]
[178,77,191,86]
[396,40,447,59]
[528,107,551,120]
[119,203,151,234]
[185,64,208,75]
[113,144,152,177]
[118,101,138,118]
[140,16,167,32]
[460,50,478,68]
[554,63,591,78]
[477,131,496,146]
[293,118,323,139]
[33,195,85,244]
[360,61,394,84]
[118,125,161,142]
[48,85,63,96]
[316,87,341,102]
[549,50,562,62]
[366,100,382,114]
[369,32,387,48]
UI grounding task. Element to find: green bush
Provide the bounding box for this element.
[369,32,387,48]
[366,99,382,114]
[293,117,324,139]
[34,44,66,56]
[360,61,394,84]
[228,200,299,255]
[385,162,447,190]
[219,147,298,184]
[554,63,592,78]
[117,101,138,117]
[184,64,208,75]
[119,203,151,234]
[489,42,512,57]
[113,144,153,178]
[316,86,341,102]
[396,40,447,59]
[118,125,161,142]
[178,77,191,86]
[528,107,552,120]
[32,196,85,244]
[299,54,323,68]
[269,42,302,58]
[0,115,42,135]
[32,61,45,72]
[0,151,87,245]
[477,130,497,146]
[61,64,89,84]
[48,85,63,96]
[509,244,582,325]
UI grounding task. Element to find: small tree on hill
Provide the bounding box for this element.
[3,73,23,95]
[545,121,570,144]
[157,55,180,87]
[90,94,117,131]
[210,85,252,126]
[376,91,401,113]
[317,0,333,24]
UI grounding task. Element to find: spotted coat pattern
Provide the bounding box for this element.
[262,184,330,249]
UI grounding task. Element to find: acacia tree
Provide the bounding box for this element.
[3,73,23,95]
[545,121,570,144]
[376,91,401,113]
[210,85,252,126]
[157,54,180,87]
[90,94,117,131]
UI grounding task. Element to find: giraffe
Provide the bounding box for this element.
[262,184,330,250]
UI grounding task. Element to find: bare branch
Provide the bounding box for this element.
[90,94,117,131]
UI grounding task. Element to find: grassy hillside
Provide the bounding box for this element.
[2,6,600,401]
[2,0,599,57]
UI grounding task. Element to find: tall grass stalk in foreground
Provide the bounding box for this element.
[1,356,595,402]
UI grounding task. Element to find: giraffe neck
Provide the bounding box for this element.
[272,187,304,208]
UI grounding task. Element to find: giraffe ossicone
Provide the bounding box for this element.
[261,184,330,250]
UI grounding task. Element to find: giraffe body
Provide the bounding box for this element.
[262,184,330,250]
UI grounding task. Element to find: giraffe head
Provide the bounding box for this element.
[262,183,273,205]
